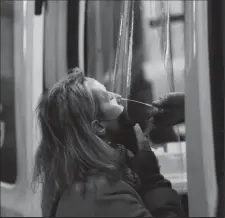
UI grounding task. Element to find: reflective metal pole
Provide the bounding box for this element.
[184,1,217,216]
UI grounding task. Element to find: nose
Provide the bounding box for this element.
[108,92,122,104]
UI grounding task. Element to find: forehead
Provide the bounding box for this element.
[84,77,108,101]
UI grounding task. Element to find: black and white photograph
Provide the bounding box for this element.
[0,0,224,217]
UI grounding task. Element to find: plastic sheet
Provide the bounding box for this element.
[85,0,187,192]
[112,0,134,109]
[159,1,175,92]
[156,0,186,191]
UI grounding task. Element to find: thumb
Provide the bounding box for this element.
[133,124,150,151]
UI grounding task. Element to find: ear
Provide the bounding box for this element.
[91,120,106,136]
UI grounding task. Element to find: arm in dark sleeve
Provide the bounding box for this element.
[141,184,185,217]
[130,150,186,217]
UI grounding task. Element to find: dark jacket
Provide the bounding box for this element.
[55,177,184,217]
[53,149,185,217]
[56,177,152,217]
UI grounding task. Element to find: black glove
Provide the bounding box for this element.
[127,74,183,144]
[128,124,171,190]
[152,92,185,127]
[127,125,186,217]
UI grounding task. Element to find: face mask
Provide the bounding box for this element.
[111,108,138,154]
[95,107,137,154]
[117,108,136,128]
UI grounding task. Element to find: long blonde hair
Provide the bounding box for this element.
[32,68,123,216]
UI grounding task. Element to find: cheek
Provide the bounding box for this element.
[110,98,118,106]
[101,103,123,120]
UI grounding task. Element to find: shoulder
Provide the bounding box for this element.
[56,178,153,217]
[95,179,153,217]
[100,179,142,202]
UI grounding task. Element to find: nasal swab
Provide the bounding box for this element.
[121,98,156,108]
[108,91,157,109]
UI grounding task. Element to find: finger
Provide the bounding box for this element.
[152,95,169,107]
[152,92,184,108]
[133,123,144,143]
[133,124,150,151]
[143,117,155,136]
[150,105,159,115]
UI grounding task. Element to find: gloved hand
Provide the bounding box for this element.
[128,124,186,218]
[128,124,163,184]
[152,92,185,127]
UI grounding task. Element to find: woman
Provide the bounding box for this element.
[33,68,185,217]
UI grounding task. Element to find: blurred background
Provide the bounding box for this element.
[0,0,224,217]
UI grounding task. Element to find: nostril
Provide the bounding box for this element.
[117,96,122,105]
